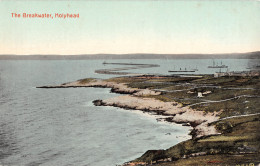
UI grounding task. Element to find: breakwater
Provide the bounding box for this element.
[95,62,160,75]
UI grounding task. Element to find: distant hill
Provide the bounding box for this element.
[0,51,259,60]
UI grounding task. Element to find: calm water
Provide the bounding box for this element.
[0,59,251,166]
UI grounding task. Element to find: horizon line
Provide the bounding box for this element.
[0,51,259,56]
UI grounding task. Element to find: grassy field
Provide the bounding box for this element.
[110,75,260,118]
[155,154,260,166]
[132,113,260,166]
[106,75,260,165]
[77,78,95,84]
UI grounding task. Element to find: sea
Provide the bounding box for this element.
[0,59,255,166]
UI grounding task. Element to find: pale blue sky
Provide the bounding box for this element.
[0,0,259,55]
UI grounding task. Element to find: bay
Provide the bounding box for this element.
[0,59,251,166]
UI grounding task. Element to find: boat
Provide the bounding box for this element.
[169,67,196,72]
[169,70,196,72]
[208,60,228,68]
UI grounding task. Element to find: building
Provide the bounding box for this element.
[214,70,260,78]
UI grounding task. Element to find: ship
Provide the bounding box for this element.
[169,67,196,72]
[208,60,228,68]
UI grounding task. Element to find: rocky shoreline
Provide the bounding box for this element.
[38,75,260,165]
[38,78,220,138]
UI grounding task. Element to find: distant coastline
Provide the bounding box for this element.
[0,51,259,60]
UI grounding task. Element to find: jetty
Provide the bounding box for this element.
[102,62,159,66]
[97,62,160,75]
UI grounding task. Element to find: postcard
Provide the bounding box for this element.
[0,0,259,166]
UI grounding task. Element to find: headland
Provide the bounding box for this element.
[37,74,260,165]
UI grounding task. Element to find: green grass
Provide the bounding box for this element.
[134,116,260,164]
[198,135,253,142]
[155,154,260,166]
[78,78,95,84]
[111,75,260,165]
[122,75,260,118]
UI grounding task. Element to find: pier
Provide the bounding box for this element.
[96,62,160,75]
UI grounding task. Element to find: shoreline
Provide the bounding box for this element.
[37,74,260,165]
[37,77,221,139]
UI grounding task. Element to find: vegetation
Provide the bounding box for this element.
[156,154,260,166]
[115,75,260,118]
[111,75,260,165]
[78,78,95,84]
[133,114,260,165]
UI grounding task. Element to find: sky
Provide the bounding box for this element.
[0,0,259,55]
